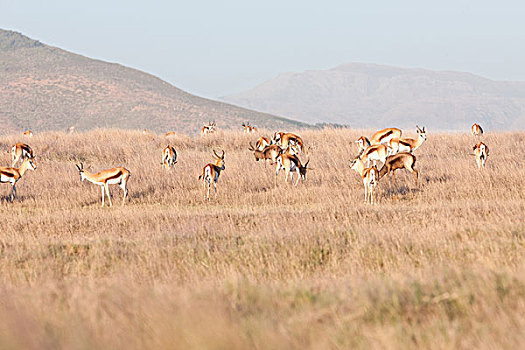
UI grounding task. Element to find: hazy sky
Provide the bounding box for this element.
[1,0,524,98]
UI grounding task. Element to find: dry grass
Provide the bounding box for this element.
[0,128,523,349]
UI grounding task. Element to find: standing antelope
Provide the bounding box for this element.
[23,130,33,137]
[471,123,483,137]
[69,126,75,134]
[199,150,225,200]
[201,121,216,136]
[242,122,257,133]
[248,143,282,167]
[389,126,427,154]
[355,136,371,152]
[0,157,37,202]
[473,142,489,169]
[359,144,390,167]
[370,127,402,145]
[379,153,419,187]
[162,145,177,168]
[255,136,271,151]
[274,132,304,152]
[349,158,378,205]
[75,163,131,207]
[274,153,310,186]
[11,143,34,167]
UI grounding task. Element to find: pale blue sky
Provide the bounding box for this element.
[1,0,524,98]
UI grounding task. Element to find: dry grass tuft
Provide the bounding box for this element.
[0,128,523,349]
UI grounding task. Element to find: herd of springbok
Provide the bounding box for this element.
[0,122,489,205]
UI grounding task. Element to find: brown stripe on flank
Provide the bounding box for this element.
[105,171,122,183]
[400,140,411,146]
[379,130,393,141]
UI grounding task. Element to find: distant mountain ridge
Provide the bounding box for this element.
[223,63,525,130]
[0,29,306,135]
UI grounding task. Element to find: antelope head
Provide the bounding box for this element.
[213,149,225,169]
[75,163,86,181]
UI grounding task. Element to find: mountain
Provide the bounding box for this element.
[223,63,525,130]
[0,29,306,135]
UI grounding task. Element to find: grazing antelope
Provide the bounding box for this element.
[75,163,131,207]
[162,145,177,168]
[359,144,390,167]
[201,121,216,136]
[165,131,176,137]
[355,136,371,152]
[349,158,378,205]
[242,122,258,133]
[199,150,225,200]
[11,143,34,167]
[370,127,402,145]
[248,143,282,167]
[0,157,37,202]
[471,123,483,137]
[473,142,489,169]
[274,132,304,152]
[379,152,419,187]
[255,136,271,151]
[274,153,310,186]
[389,126,427,154]
[23,130,33,137]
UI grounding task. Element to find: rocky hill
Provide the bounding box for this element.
[0,30,306,135]
[224,63,525,130]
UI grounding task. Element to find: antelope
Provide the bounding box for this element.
[75,163,131,207]
[11,143,34,167]
[68,126,75,134]
[274,132,304,152]
[359,144,390,167]
[471,123,483,137]
[242,122,257,133]
[198,150,225,200]
[274,153,310,186]
[370,127,402,145]
[0,157,37,202]
[473,142,489,169]
[355,136,371,152]
[379,152,419,187]
[23,130,33,137]
[162,145,177,168]
[389,126,427,154]
[165,131,176,137]
[201,121,216,136]
[248,142,282,167]
[143,129,150,134]
[349,158,378,205]
[255,136,271,151]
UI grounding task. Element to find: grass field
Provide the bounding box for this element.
[0,128,523,349]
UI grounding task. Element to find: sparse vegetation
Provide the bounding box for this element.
[0,128,523,349]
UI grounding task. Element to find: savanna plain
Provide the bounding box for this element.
[0,128,524,349]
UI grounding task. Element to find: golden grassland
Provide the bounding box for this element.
[0,128,523,349]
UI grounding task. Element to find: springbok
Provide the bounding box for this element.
[471,123,483,137]
[473,142,489,169]
[162,145,177,168]
[199,150,225,200]
[274,153,310,186]
[359,144,390,167]
[349,158,378,204]
[248,143,282,167]
[389,126,427,154]
[69,126,75,134]
[11,143,34,167]
[355,136,371,153]
[370,127,402,145]
[0,157,37,202]
[23,130,33,137]
[75,163,131,207]
[379,152,419,186]
[242,122,257,133]
[201,121,216,136]
[255,136,272,151]
[165,131,176,137]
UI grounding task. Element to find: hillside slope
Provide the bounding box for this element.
[224,63,525,130]
[0,30,305,135]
